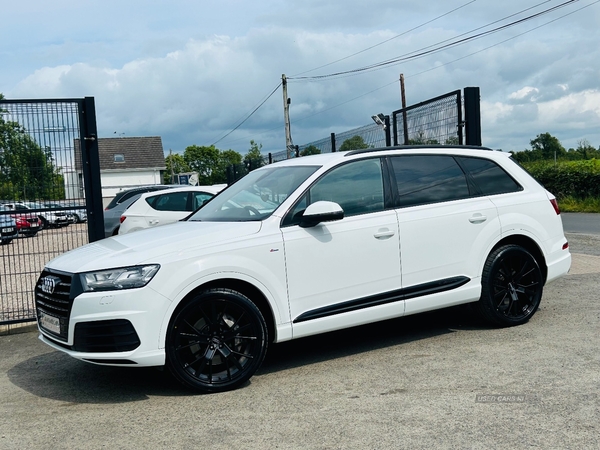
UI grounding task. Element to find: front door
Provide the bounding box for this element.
[281,158,403,338]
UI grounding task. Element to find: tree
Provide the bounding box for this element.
[408,130,439,145]
[567,139,600,160]
[164,152,190,184]
[183,145,223,185]
[300,145,321,156]
[444,136,460,145]
[179,145,243,185]
[339,135,370,151]
[0,96,65,200]
[221,149,243,168]
[244,140,265,170]
[530,132,566,160]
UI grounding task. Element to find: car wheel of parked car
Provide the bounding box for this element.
[477,245,543,327]
[166,289,268,393]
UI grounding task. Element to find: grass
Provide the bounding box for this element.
[558,196,600,213]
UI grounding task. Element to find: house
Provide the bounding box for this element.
[72,136,167,206]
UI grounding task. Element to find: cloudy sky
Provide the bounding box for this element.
[2,0,599,156]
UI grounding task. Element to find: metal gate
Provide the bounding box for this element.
[0,97,103,326]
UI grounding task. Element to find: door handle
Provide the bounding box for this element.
[469,214,487,224]
[374,230,395,239]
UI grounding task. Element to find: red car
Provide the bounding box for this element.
[13,213,42,237]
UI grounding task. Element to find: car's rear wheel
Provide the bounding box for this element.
[166,288,268,393]
[477,245,543,326]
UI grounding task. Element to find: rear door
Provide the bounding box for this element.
[389,154,501,314]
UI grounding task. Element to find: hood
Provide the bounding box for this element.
[46,221,262,273]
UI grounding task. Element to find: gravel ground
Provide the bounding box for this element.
[0,233,598,449]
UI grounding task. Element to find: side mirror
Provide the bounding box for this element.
[300,201,344,228]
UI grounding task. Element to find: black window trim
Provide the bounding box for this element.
[454,155,523,198]
[280,156,395,228]
[386,153,524,210]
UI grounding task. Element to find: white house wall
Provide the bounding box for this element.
[101,169,164,206]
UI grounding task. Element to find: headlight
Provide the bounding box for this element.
[80,264,160,292]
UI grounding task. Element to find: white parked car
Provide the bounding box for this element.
[118,185,226,235]
[34,146,571,393]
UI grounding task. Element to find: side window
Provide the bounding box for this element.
[153,192,189,212]
[391,155,469,208]
[283,158,384,226]
[192,192,213,210]
[456,157,522,196]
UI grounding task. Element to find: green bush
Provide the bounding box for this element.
[522,159,600,199]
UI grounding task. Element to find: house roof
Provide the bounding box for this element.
[74,136,166,171]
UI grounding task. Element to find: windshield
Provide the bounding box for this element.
[188,165,319,222]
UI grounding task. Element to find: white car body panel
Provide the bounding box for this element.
[283,209,402,336]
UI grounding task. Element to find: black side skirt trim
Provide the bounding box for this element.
[293,276,470,323]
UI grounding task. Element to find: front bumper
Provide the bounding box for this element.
[1,226,17,240]
[36,280,172,367]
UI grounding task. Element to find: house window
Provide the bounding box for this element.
[114,154,125,163]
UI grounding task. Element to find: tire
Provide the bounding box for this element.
[166,288,268,393]
[477,245,543,327]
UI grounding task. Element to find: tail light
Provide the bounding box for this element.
[550,198,560,215]
[120,216,127,223]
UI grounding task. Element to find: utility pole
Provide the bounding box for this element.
[282,74,294,158]
[169,149,175,184]
[400,74,409,145]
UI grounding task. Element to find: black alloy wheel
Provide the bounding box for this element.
[166,289,268,393]
[478,245,544,327]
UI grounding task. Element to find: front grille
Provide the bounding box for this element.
[35,269,74,342]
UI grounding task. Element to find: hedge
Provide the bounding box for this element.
[521,159,600,199]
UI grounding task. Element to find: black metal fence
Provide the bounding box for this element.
[0,98,102,326]
[226,87,481,184]
[392,89,462,146]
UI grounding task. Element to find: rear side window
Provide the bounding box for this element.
[390,155,469,208]
[456,157,522,196]
[192,192,214,210]
[150,192,190,211]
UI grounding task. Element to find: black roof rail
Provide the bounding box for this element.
[345,144,494,156]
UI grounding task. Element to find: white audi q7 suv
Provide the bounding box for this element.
[35,146,571,393]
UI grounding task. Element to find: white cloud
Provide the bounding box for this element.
[3,0,600,155]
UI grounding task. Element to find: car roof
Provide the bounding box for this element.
[261,145,506,170]
[138,185,226,200]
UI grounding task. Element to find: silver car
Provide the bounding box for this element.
[0,205,18,245]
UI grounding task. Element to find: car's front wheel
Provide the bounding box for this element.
[166,288,268,393]
[477,245,543,327]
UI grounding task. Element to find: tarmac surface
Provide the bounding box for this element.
[1,231,599,449]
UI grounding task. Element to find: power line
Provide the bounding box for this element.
[292,0,479,77]
[289,0,577,81]
[224,0,596,145]
[214,0,594,149]
[210,1,481,148]
[209,82,282,146]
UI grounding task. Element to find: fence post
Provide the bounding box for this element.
[268,153,273,164]
[464,87,482,146]
[331,133,336,152]
[79,97,104,242]
[384,115,391,147]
